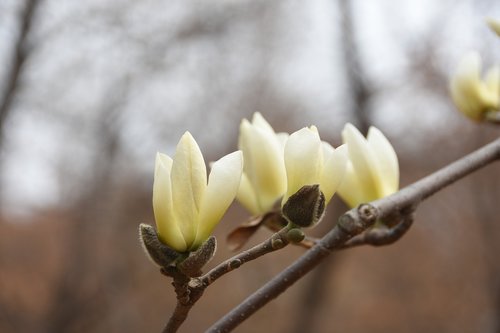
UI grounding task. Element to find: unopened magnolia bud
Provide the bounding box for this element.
[139,223,181,268]
[282,184,326,228]
[177,236,217,277]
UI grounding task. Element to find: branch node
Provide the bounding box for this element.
[337,204,378,237]
[358,204,377,225]
[229,259,242,269]
[271,237,285,250]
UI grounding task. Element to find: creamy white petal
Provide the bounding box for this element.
[252,112,275,134]
[337,162,368,208]
[320,144,347,203]
[153,153,187,252]
[276,132,289,149]
[342,123,378,201]
[367,127,399,196]
[450,52,485,119]
[236,173,260,215]
[484,66,500,107]
[239,118,286,212]
[321,141,335,159]
[194,151,243,249]
[283,127,322,204]
[170,132,207,246]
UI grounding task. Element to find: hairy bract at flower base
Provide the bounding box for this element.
[337,124,399,208]
[236,112,288,215]
[153,132,243,252]
[450,52,500,121]
[281,126,347,226]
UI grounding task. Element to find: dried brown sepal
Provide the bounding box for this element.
[227,212,288,251]
[139,223,180,268]
[177,236,217,277]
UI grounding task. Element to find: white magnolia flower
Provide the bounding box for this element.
[282,126,347,206]
[237,112,288,215]
[450,52,499,121]
[487,18,500,37]
[338,124,399,208]
[153,132,243,252]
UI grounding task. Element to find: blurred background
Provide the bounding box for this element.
[0,0,499,332]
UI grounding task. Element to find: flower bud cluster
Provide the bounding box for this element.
[141,113,399,272]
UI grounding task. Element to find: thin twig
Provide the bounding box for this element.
[207,137,500,333]
[200,226,290,286]
[163,226,291,332]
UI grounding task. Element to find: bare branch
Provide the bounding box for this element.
[207,137,500,333]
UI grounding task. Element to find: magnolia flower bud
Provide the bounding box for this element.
[337,124,399,208]
[282,126,347,205]
[449,52,499,121]
[278,126,347,228]
[153,132,243,252]
[236,112,288,215]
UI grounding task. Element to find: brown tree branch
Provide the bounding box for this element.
[206,136,500,333]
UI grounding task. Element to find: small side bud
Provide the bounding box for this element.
[139,223,180,268]
[271,237,285,250]
[286,228,306,243]
[177,236,217,277]
[282,184,326,228]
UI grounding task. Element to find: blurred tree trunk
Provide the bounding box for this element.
[0,0,40,214]
[0,0,40,148]
[291,1,373,331]
[339,0,372,134]
[0,1,40,330]
[43,82,127,333]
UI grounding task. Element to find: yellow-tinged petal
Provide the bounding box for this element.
[236,173,260,215]
[170,132,207,247]
[484,66,500,106]
[367,127,399,196]
[283,127,322,204]
[338,124,399,208]
[450,52,500,120]
[194,151,243,249]
[276,132,289,147]
[320,144,348,203]
[252,112,275,133]
[342,124,378,200]
[153,153,187,252]
[337,162,367,208]
[238,117,286,212]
